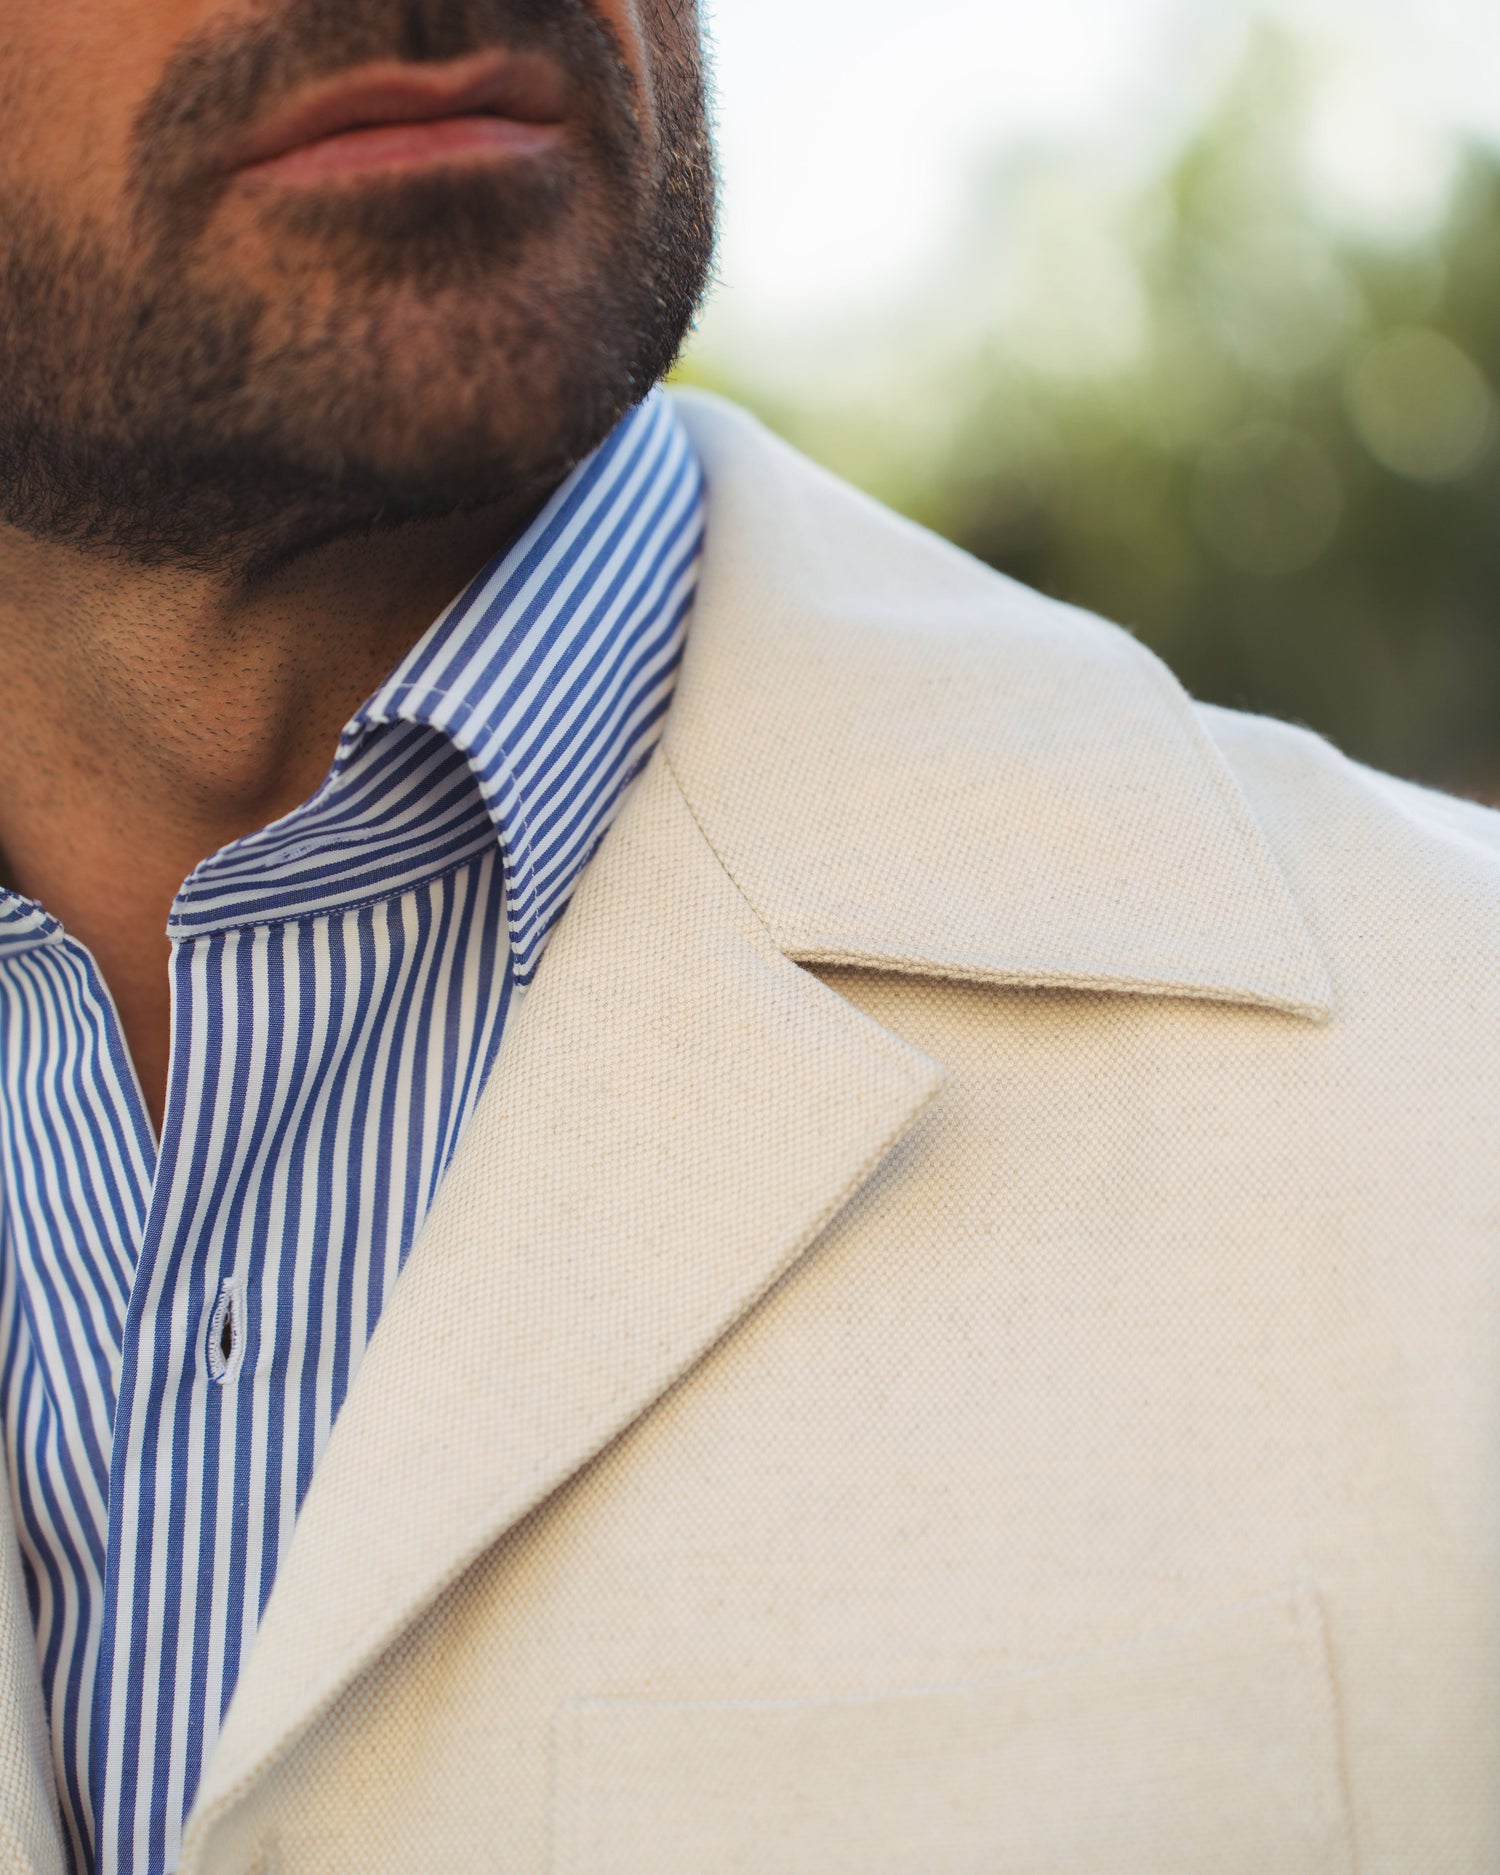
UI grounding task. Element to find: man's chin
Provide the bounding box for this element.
[258,342,620,499]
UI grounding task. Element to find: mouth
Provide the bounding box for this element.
[233,49,571,188]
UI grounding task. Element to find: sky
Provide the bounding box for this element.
[696,0,1500,358]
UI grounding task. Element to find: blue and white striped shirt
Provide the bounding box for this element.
[0,392,703,1875]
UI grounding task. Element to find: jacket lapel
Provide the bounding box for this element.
[186,752,945,1847]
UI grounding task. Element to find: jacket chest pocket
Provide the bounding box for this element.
[553,1585,1353,1875]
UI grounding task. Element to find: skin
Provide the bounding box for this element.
[0,0,712,1132]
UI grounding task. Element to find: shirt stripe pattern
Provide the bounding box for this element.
[0,391,702,1875]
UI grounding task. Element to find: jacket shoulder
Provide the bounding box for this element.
[1199,701,1500,873]
[1197,701,1500,1002]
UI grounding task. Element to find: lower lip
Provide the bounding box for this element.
[240,115,565,187]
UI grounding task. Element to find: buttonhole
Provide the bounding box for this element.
[207,1277,247,1385]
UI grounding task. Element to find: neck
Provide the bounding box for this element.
[0,499,534,1128]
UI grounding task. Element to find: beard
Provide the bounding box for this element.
[0,0,717,578]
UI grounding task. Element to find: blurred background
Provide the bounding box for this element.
[681,0,1500,802]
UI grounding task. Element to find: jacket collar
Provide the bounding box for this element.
[182,391,1328,1867]
[664,391,1329,1020]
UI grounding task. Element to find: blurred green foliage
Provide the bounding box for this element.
[685,24,1500,801]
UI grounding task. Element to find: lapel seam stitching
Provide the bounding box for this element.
[660,750,961,1072]
[767,946,1332,1020]
[659,748,782,949]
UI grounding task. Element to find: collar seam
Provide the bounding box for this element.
[164,844,507,945]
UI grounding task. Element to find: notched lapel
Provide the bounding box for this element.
[668,392,1332,1021]
[186,755,944,1851]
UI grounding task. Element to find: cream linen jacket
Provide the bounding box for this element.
[3,392,1498,1875]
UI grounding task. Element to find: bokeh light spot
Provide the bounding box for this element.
[1345,328,1496,482]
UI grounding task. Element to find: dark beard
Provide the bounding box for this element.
[0,0,717,579]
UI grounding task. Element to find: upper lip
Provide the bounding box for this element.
[234,49,571,170]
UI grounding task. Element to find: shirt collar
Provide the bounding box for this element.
[159,389,704,977]
[0,898,59,960]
